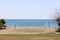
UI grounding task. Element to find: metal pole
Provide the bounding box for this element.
[48,22,50,32]
[14,21,17,30]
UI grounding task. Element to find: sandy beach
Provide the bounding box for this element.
[0,27,56,34]
[0,27,59,40]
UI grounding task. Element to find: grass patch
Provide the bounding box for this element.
[0,34,60,38]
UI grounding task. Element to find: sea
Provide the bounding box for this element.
[5,19,58,28]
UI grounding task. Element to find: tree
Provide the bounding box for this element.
[0,19,6,29]
[54,10,60,32]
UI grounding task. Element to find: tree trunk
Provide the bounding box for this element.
[58,23,60,30]
[57,23,60,32]
[59,26,60,30]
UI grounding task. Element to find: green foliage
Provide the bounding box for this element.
[0,19,6,29]
[0,19,6,24]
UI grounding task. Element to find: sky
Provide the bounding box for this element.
[0,0,60,19]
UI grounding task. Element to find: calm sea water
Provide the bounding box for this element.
[5,19,58,28]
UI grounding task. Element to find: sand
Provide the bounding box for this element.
[0,27,56,34]
[0,27,58,40]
